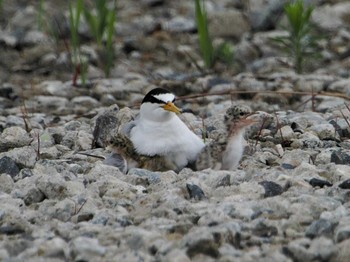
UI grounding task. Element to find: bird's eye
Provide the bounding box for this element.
[240,112,245,116]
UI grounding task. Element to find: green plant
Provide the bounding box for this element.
[195,0,214,68]
[195,0,234,69]
[38,0,45,31]
[83,0,116,77]
[272,0,318,74]
[215,42,234,65]
[69,0,87,86]
[0,0,3,10]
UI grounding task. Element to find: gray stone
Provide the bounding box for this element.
[252,220,278,238]
[0,126,32,152]
[128,168,161,184]
[0,156,20,177]
[308,123,336,140]
[0,174,14,194]
[315,148,336,165]
[9,5,37,30]
[330,164,350,181]
[330,239,350,262]
[0,31,17,47]
[70,237,106,261]
[313,2,350,31]
[279,125,296,141]
[208,10,250,39]
[5,115,26,128]
[298,132,322,148]
[259,180,285,198]
[308,237,336,261]
[61,130,93,151]
[294,78,325,92]
[37,237,69,259]
[182,228,220,259]
[71,96,100,110]
[331,149,350,165]
[0,146,38,168]
[163,16,196,33]
[249,0,289,30]
[33,81,79,98]
[92,78,140,101]
[305,219,336,239]
[35,167,67,200]
[23,30,47,45]
[30,129,56,149]
[335,224,350,243]
[186,183,206,201]
[30,96,70,114]
[279,150,314,167]
[330,118,350,139]
[163,248,191,262]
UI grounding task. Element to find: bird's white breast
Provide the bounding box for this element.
[130,114,204,169]
[221,130,246,170]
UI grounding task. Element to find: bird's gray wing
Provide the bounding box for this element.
[103,152,127,173]
[122,114,139,136]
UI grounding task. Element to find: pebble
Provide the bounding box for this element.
[0,126,32,152]
[258,180,285,198]
[308,178,333,188]
[305,219,336,239]
[331,149,350,165]
[70,237,106,261]
[208,10,250,38]
[0,156,20,177]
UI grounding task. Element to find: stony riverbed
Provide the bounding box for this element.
[1,0,350,261]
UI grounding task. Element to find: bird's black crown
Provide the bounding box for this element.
[142,88,175,104]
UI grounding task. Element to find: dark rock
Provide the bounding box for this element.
[250,0,289,31]
[281,163,295,170]
[305,219,336,239]
[0,156,20,177]
[23,187,46,205]
[331,150,350,165]
[74,213,94,223]
[339,179,350,189]
[0,226,25,235]
[0,85,15,99]
[216,174,231,187]
[143,0,165,8]
[330,119,350,138]
[308,178,333,188]
[259,180,284,198]
[335,226,350,243]
[253,221,278,238]
[13,168,34,182]
[186,183,206,201]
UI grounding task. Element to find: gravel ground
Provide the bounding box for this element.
[1,0,350,261]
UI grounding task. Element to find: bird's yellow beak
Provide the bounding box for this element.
[163,102,182,114]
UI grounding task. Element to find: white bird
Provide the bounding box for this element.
[122,88,205,171]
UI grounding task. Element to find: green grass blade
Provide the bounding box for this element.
[105,9,116,77]
[195,0,214,68]
[84,9,99,43]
